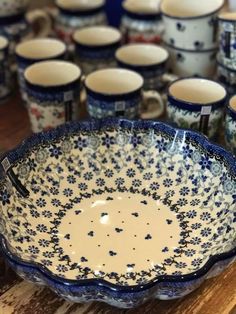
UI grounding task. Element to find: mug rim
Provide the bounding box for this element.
[115,44,169,68]
[85,68,144,99]
[218,11,236,22]
[24,60,81,90]
[15,38,66,61]
[73,26,121,48]
[122,0,161,15]
[168,77,227,110]
[161,0,224,20]
[56,0,105,11]
[0,36,8,50]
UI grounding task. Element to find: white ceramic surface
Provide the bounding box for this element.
[123,0,161,15]
[166,45,217,78]
[161,0,224,50]
[56,0,105,11]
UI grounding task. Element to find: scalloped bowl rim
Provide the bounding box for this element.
[0,118,235,293]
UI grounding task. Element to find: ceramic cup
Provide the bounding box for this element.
[0,10,52,63]
[225,95,236,155]
[161,0,224,50]
[217,59,236,86]
[115,43,174,118]
[55,0,107,45]
[24,61,82,133]
[73,26,121,75]
[0,36,12,102]
[165,43,217,78]
[218,12,236,70]
[167,78,227,138]
[85,68,164,119]
[121,0,164,44]
[16,38,67,103]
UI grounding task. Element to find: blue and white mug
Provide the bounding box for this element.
[0,36,12,102]
[85,68,164,119]
[73,26,121,75]
[24,61,82,133]
[161,0,224,50]
[167,78,227,138]
[16,38,67,103]
[225,95,236,155]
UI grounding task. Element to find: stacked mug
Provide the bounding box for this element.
[217,11,236,96]
[161,0,224,78]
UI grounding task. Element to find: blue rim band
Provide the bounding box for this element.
[16,52,66,68]
[0,13,25,25]
[124,9,162,21]
[57,6,104,17]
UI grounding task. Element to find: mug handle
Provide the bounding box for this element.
[26,9,52,38]
[162,73,179,83]
[141,90,165,120]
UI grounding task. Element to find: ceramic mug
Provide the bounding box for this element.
[16,38,67,103]
[218,12,236,70]
[55,0,107,45]
[0,36,12,102]
[167,78,227,138]
[165,43,217,78]
[73,26,121,75]
[24,61,82,133]
[217,60,236,86]
[115,43,174,119]
[161,0,224,50]
[85,68,164,119]
[225,95,236,155]
[0,10,52,62]
[121,0,164,44]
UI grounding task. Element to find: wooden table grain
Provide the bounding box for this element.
[0,94,235,314]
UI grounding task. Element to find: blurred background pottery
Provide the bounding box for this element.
[54,0,107,45]
[0,36,13,102]
[0,0,31,17]
[161,0,224,50]
[73,26,121,75]
[121,0,164,44]
[165,44,217,78]
[167,78,227,138]
[24,60,82,132]
[225,95,236,155]
[16,38,67,104]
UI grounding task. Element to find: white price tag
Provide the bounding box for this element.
[115,102,126,111]
[1,157,11,172]
[201,106,212,116]
[64,91,73,102]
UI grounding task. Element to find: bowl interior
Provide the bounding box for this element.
[0,124,235,287]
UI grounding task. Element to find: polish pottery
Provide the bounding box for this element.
[16,38,67,103]
[0,119,235,308]
[225,95,236,155]
[167,78,227,138]
[24,61,82,133]
[121,0,163,44]
[161,0,224,50]
[85,68,164,119]
[73,26,121,75]
[0,36,12,102]
[55,0,107,44]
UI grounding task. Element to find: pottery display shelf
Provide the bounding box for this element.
[0,93,235,314]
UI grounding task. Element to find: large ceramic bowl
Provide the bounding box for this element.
[0,119,235,309]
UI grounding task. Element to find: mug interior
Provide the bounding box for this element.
[123,0,161,14]
[161,0,224,18]
[85,69,143,95]
[229,95,236,111]
[16,38,66,60]
[25,61,81,87]
[0,36,8,50]
[73,26,121,46]
[218,12,236,20]
[116,44,168,66]
[169,78,226,105]
[56,0,105,11]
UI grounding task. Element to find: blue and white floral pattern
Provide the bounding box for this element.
[225,112,236,155]
[0,119,235,308]
[219,19,236,70]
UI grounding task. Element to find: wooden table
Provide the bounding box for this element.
[0,94,235,314]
